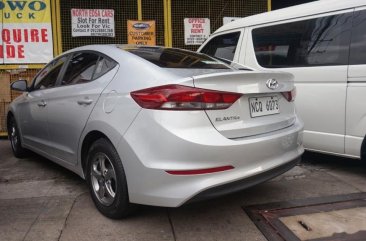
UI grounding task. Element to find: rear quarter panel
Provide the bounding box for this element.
[79,52,196,176]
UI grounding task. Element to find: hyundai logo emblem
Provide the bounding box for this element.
[266,78,279,90]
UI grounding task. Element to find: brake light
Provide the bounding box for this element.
[130,84,242,110]
[282,88,296,102]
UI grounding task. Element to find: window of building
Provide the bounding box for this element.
[252,12,353,68]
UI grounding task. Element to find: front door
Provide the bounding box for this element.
[18,56,68,155]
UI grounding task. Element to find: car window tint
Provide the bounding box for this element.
[125,47,230,69]
[93,56,117,79]
[33,56,68,90]
[252,12,352,68]
[200,32,240,61]
[350,10,366,65]
[61,52,99,85]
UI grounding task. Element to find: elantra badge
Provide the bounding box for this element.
[266,78,279,90]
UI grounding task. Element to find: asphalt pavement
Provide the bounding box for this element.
[1,139,365,241]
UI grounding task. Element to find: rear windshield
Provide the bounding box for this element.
[124,47,230,69]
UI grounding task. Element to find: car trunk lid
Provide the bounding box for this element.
[193,71,296,139]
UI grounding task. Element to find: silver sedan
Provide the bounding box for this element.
[7,45,304,218]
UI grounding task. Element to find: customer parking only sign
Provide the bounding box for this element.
[0,0,54,64]
[127,20,156,46]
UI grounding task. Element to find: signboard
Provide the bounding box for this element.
[0,0,54,64]
[184,18,210,45]
[127,20,156,46]
[223,17,241,25]
[71,9,115,37]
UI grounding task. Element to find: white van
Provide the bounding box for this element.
[198,0,366,160]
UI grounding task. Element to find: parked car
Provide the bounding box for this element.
[7,45,303,218]
[198,0,366,160]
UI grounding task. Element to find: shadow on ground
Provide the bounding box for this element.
[1,140,366,241]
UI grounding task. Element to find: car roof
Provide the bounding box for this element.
[215,0,366,33]
[60,45,160,65]
[62,45,199,61]
[63,44,129,54]
[60,45,237,76]
[63,45,185,54]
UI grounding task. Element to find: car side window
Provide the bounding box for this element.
[252,12,353,68]
[200,32,241,61]
[93,56,117,80]
[33,56,68,90]
[61,52,99,86]
[350,10,366,65]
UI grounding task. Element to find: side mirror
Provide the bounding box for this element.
[10,80,28,92]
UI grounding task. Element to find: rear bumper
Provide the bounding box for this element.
[187,156,301,204]
[119,110,304,207]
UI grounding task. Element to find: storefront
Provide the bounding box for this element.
[0,0,269,134]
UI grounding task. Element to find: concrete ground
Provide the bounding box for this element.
[0,139,365,241]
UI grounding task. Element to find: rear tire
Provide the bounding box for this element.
[86,138,136,219]
[361,136,366,162]
[8,116,28,158]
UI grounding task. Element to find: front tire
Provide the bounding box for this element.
[86,138,135,219]
[8,116,28,158]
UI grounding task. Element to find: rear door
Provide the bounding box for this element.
[45,51,118,164]
[193,71,296,138]
[245,10,353,154]
[346,7,366,158]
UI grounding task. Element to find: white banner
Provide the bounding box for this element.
[0,0,53,64]
[184,18,210,45]
[71,9,115,37]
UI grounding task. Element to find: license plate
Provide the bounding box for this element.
[249,96,280,117]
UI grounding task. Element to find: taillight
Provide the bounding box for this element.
[130,84,242,110]
[282,87,296,102]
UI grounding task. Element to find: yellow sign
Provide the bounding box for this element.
[127,20,156,46]
[1,0,51,23]
[0,0,53,64]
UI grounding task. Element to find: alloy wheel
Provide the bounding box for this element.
[90,152,117,206]
[10,122,18,150]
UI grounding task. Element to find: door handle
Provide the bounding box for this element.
[77,98,93,105]
[37,100,47,107]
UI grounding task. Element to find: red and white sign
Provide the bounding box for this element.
[71,9,115,37]
[0,0,53,64]
[184,18,210,45]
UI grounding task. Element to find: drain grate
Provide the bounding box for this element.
[244,193,366,241]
